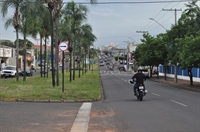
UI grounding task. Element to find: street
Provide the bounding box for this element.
[89,65,200,131]
[0,64,200,132]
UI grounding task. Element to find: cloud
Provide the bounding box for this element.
[91,8,120,17]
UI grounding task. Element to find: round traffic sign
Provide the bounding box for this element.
[59,42,68,51]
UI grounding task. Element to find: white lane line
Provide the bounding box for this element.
[170,100,187,107]
[70,102,92,132]
[152,93,161,97]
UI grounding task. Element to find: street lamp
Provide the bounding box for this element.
[123,41,130,70]
[128,37,136,44]
[149,18,167,30]
[149,18,170,81]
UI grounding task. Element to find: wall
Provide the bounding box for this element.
[159,65,200,82]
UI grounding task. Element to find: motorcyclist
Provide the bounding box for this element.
[131,69,146,95]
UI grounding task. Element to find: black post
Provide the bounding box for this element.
[62,51,64,92]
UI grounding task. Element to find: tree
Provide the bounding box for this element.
[61,1,89,80]
[0,40,15,48]
[168,0,200,85]
[175,33,200,85]
[1,0,30,81]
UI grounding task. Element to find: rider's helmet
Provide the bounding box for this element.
[137,69,142,73]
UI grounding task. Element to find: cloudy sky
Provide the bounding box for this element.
[0,0,198,48]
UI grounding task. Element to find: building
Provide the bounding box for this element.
[0,44,34,70]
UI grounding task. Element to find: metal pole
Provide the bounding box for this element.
[163,8,182,83]
[62,51,64,92]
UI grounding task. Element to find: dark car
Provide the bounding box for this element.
[19,67,33,76]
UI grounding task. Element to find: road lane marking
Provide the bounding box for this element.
[152,93,161,97]
[70,102,92,132]
[170,100,187,107]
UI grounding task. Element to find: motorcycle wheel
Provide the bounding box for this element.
[139,91,143,101]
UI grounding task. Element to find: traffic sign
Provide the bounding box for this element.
[59,42,68,51]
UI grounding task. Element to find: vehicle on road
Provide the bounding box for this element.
[118,66,126,72]
[129,79,147,101]
[99,60,104,66]
[1,65,16,78]
[19,67,33,76]
[141,69,149,78]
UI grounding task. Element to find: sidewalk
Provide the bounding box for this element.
[150,75,200,92]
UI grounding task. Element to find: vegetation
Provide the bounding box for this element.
[0,0,97,87]
[0,64,101,101]
[133,1,200,85]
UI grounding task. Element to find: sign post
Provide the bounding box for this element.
[59,42,68,92]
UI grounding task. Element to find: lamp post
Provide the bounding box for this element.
[123,41,129,70]
[128,37,136,44]
[149,18,167,30]
[149,18,168,81]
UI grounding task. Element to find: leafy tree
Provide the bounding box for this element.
[0,40,15,48]
[14,39,33,49]
[167,0,200,85]
[175,32,200,85]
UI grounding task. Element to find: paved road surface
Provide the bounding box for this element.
[0,65,200,132]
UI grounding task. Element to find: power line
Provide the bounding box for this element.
[66,1,195,4]
[0,0,194,4]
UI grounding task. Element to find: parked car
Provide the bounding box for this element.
[19,67,33,76]
[141,69,149,78]
[40,67,49,74]
[1,65,16,78]
[71,67,83,70]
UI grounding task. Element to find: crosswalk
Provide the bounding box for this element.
[99,70,127,74]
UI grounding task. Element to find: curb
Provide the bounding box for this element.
[150,78,200,92]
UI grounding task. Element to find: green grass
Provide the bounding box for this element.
[0,64,101,101]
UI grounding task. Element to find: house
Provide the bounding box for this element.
[0,45,34,70]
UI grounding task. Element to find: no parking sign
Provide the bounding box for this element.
[59,42,68,51]
[59,42,68,92]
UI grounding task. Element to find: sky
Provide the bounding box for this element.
[0,0,199,49]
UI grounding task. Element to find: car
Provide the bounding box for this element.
[40,67,49,74]
[141,69,149,78]
[71,67,83,70]
[99,60,104,66]
[1,65,17,78]
[19,67,33,76]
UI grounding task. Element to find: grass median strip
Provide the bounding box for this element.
[0,67,101,101]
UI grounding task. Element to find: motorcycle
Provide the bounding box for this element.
[129,79,147,101]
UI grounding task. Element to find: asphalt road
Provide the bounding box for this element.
[88,65,200,132]
[0,63,200,132]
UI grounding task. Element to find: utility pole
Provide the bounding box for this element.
[163,8,181,83]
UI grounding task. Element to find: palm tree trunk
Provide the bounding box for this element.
[55,17,59,86]
[73,41,75,80]
[69,42,72,82]
[40,35,43,77]
[44,37,47,78]
[50,8,55,87]
[23,37,27,81]
[15,27,19,81]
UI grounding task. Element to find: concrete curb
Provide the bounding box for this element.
[150,78,200,92]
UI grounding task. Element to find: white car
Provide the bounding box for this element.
[99,60,104,66]
[1,65,17,78]
[141,69,149,78]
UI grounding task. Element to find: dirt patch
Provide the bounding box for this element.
[89,107,119,132]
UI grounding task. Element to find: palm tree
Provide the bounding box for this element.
[62,1,89,80]
[0,0,31,81]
